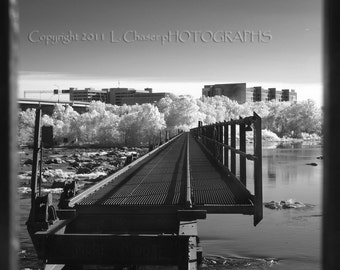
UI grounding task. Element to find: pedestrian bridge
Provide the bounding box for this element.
[27,110,263,270]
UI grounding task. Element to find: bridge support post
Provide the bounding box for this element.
[230,122,236,175]
[224,122,229,167]
[218,124,223,163]
[239,118,246,186]
[253,112,263,226]
[178,220,200,270]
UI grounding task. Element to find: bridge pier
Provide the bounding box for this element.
[38,209,205,270]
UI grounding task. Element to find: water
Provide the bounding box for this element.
[18,143,322,269]
[198,143,322,269]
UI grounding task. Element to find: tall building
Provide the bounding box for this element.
[202,83,297,104]
[69,88,108,103]
[202,83,247,103]
[69,87,169,106]
[108,88,169,106]
[107,88,135,106]
[281,89,297,102]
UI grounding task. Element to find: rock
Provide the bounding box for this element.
[306,162,318,166]
[264,201,281,209]
[75,157,92,163]
[70,161,80,168]
[107,151,118,157]
[45,157,63,164]
[76,167,92,174]
[43,168,74,179]
[55,157,63,164]
[24,159,33,165]
[264,199,307,210]
[51,179,66,188]
[97,164,117,174]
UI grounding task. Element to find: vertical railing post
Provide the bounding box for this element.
[212,126,215,152]
[216,125,219,160]
[216,124,219,160]
[224,122,229,168]
[209,126,213,154]
[206,126,209,149]
[239,118,246,186]
[230,121,236,175]
[253,112,263,226]
[30,108,42,220]
[219,123,223,163]
[203,126,206,146]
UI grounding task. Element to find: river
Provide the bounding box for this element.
[18,142,322,269]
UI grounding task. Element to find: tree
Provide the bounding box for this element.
[165,95,200,131]
[119,103,165,146]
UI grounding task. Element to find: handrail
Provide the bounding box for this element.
[190,112,263,226]
[197,135,258,161]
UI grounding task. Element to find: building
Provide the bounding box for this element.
[281,89,297,102]
[202,83,297,104]
[108,88,169,106]
[69,88,108,103]
[202,83,247,103]
[68,87,169,106]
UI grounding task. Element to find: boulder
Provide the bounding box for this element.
[76,167,92,174]
[45,157,63,164]
[51,179,67,188]
[306,162,318,166]
[264,199,307,210]
[24,159,33,165]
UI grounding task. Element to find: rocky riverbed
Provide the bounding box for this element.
[18,146,149,196]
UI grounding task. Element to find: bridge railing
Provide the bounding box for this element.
[190,112,262,225]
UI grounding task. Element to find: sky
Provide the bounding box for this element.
[18,0,322,106]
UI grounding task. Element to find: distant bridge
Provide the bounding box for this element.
[18,98,90,115]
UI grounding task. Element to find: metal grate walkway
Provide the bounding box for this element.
[75,133,253,211]
[76,134,187,207]
[189,134,252,206]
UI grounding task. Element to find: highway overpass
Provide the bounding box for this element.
[18,98,90,115]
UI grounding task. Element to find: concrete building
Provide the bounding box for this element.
[68,87,168,106]
[202,83,297,104]
[108,88,169,106]
[69,88,108,103]
[202,83,247,103]
[281,89,297,102]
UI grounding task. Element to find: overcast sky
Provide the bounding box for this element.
[18,0,322,105]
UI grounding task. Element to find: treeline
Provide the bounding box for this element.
[18,94,322,146]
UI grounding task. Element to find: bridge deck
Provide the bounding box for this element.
[75,133,253,212]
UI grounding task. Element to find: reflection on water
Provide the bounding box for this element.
[199,143,322,270]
